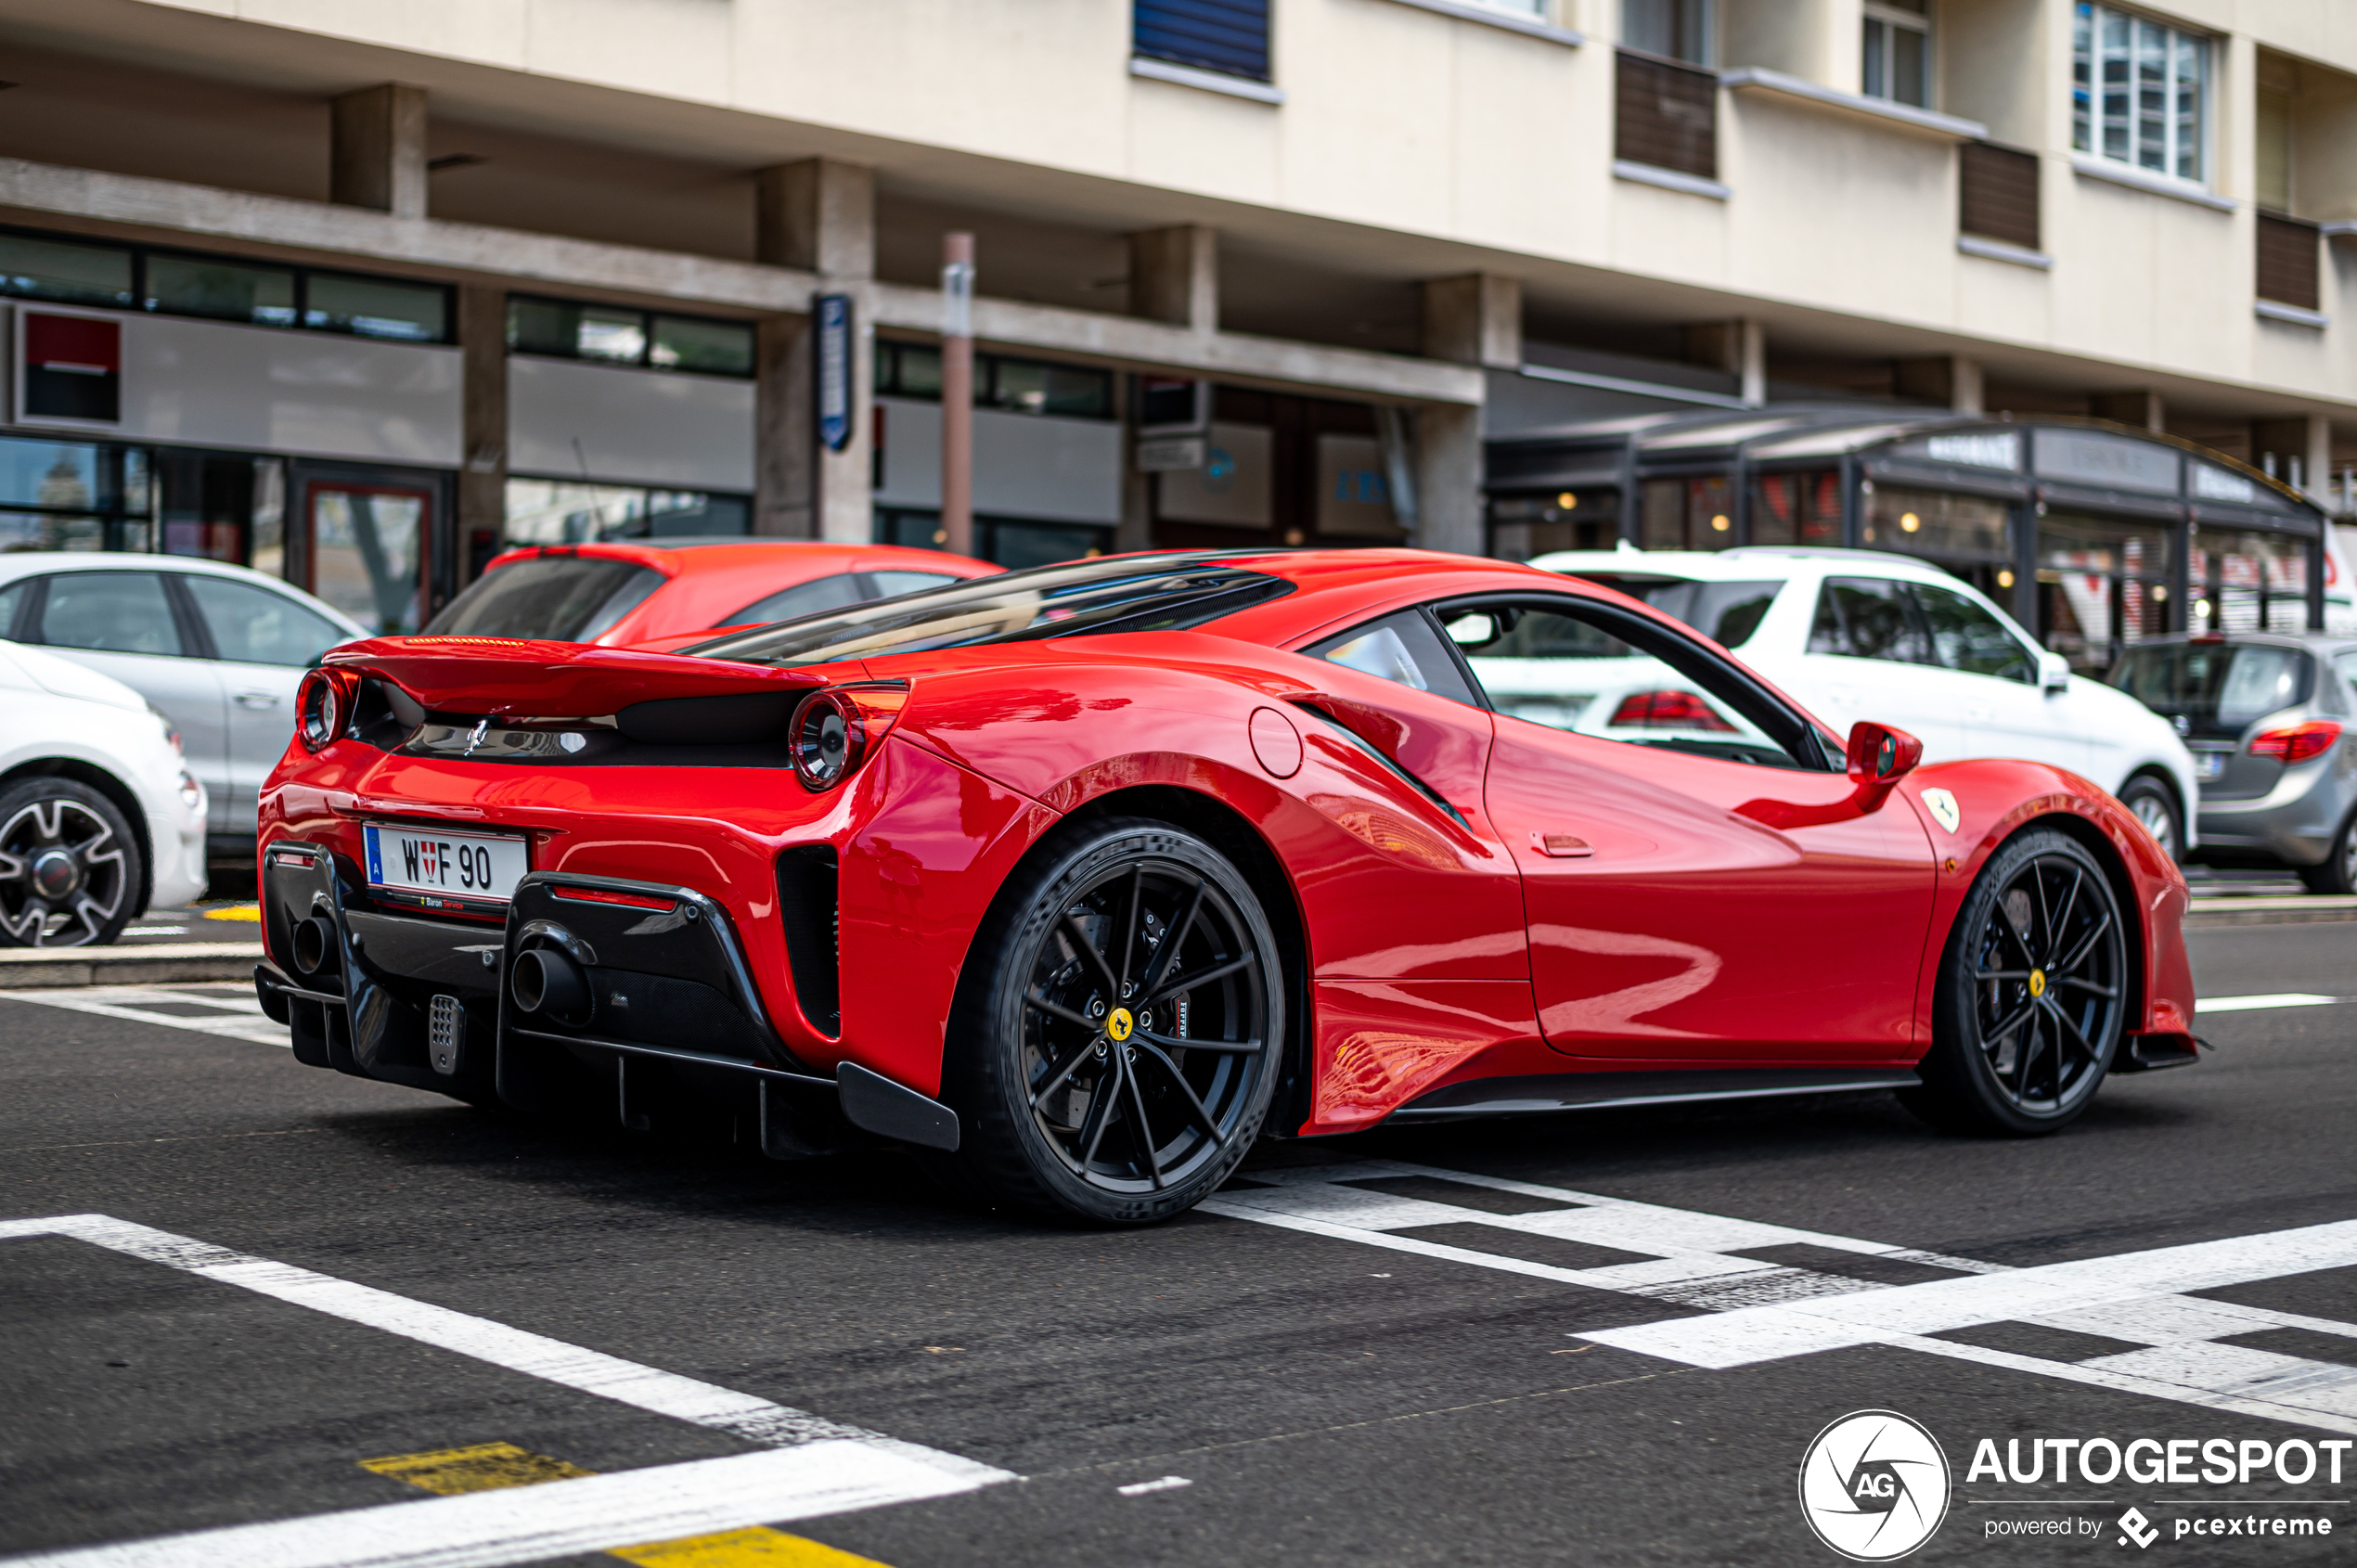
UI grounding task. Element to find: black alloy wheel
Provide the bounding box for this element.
[0,778,139,948]
[935,818,1282,1225]
[1902,829,2126,1136]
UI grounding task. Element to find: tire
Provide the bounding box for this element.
[0,776,142,948]
[2117,774,2182,865]
[1900,829,2126,1137]
[929,816,1283,1225]
[2296,811,2357,895]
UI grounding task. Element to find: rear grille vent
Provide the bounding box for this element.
[777,845,841,1037]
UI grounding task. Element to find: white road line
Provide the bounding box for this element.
[0,1443,984,1568]
[2196,993,2342,1013]
[0,984,287,1047]
[0,1213,1011,1483]
[1207,1161,2357,1434]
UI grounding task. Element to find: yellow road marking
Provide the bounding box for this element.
[360,1442,895,1566]
[201,904,264,921]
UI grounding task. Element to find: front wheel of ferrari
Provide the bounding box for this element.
[934,817,1282,1226]
[1902,829,2126,1137]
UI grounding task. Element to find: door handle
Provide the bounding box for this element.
[1530,831,1593,858]
[235,690,280,709]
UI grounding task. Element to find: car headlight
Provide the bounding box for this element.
[176,770,204,813]
[149,704,182,754]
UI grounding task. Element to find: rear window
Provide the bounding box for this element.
[1560,573,1782,649]
[688,554,1290,668]
[2110,642,2314,739]
[424,556,663,642]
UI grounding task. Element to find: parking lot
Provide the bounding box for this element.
[2,919,2351,1567]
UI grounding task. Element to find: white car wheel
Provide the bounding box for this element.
[0,778,141,947]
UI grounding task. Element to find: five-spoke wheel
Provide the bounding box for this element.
[1904,829,2125,1135]
[0,778,138,948]
[935,818,1281,1224]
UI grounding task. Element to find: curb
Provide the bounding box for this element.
[0,943,265,990]
[2184,896,2357,930]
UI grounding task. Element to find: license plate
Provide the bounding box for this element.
[364,824,529,906]
[2196,752,2228,780]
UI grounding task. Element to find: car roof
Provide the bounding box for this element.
[480,537,1000,581]
[0,551,367,629]
[1530,546,1969,585]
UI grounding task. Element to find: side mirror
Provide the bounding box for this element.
[2039,651,2071,692]
[1445,610,1499,647]
[1846,720,1923,798]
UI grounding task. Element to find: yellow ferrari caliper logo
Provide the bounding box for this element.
[2028,969,2046,998]
[1106,1007,1135,1043]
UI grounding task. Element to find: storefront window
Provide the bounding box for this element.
[873,341,1114,418]
[2192,529,2309,635]
[0,232,134,308]
[144,253,298,328]
[0,513,103,551]
[508,296,753,376]
[2037,511,2172,674]
[876,508,1108,568]
[650,315,756,376]
[1641,475,1734,550]
[1488,490,1620,560]
[503,479,751,546]
[1750,470,1840,546]
[303,272,448,342]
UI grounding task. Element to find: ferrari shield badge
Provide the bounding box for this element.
[1921,788,1961,834]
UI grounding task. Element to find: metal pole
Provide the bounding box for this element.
[940,231,975,559]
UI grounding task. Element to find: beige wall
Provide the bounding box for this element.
[7,0,2351,421]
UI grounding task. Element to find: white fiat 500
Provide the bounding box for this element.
[1,637,209,945]
[1523,546,2200,858]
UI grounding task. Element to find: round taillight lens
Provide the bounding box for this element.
[791,690,862,790]
[297,671,344,752]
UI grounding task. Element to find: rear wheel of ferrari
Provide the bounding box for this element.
[1902,830,2125,1137]
[935,817,1282,1225]
[0,778,139,948]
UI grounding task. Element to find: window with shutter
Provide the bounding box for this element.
[1133,0,1270,83]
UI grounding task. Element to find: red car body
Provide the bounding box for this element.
[254,550,2196,1210]
[437,538,999,647]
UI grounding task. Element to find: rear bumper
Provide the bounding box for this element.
[2196,768,2351,868]
[253,842,956,1154]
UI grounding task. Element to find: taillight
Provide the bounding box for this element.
[790,682,909,792]
[2250,720,2342,765]
[552,885,676,912]
[1608,689,1738,732]
[297,669,356,752]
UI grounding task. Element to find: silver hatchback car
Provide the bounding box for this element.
[2109,634,2357,893]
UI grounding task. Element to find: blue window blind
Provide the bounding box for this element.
[1135,0,1270,82]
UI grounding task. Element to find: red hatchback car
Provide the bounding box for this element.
[424,539,999,647]
[259,550,2197,1226]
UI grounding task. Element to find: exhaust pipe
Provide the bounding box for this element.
[290,914,336,977]
[510,946,590,1022]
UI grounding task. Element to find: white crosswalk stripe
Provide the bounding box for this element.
[1208,1160,2357,1434]
[0,983,287,1047]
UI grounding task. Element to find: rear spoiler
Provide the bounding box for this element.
[321,636,841,721]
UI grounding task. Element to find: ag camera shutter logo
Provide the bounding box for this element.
[1798,1410,1951,1561]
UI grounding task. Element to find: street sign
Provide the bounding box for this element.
[817,293,852,453]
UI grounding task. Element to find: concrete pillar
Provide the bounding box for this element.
[1687,320,1766,406]
[329,84,429,219]
[1129,226,1218,331]
[2090,390,2165,431]
[751,160,874,543]
[1413,275,1519,557]
[2302,414,2332,501]
[2251,415,2333,494]
[1895,355,1984,413]
[457,285,508,586]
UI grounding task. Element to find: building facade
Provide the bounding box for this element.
[0,0,2345,653]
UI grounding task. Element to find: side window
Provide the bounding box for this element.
[0,579,27,640]
[35,572,183,656]
[182,575,347,666]
[2335,650,2357,696]
[1439,598,1825,770]
[1302,610,1478,706]
[720,572,872,628]
[1809,577,1931,663]
[869,570,959,597]
[1912,583,2034,684]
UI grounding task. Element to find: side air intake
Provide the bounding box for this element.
[777,844,841,1037]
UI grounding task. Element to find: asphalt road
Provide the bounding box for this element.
[2,924,2352,1567]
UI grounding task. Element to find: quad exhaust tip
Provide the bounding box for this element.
[290,915,336,977]
[510,945,590,1021]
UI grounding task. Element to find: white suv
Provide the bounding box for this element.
[1525,546,2199,858]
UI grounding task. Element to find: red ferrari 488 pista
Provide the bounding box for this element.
[255,550,2198,1224]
